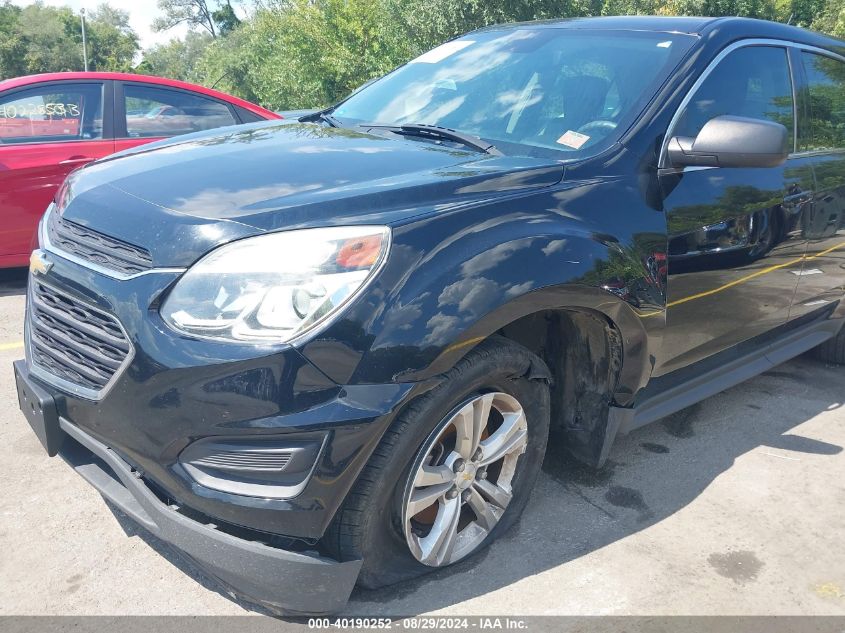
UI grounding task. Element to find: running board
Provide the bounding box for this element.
[608,316,843,436]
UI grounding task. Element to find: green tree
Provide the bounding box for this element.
[811,0,845,35]
[85,4,139,72]
[0,1,138,79]
[0,2,28,78]
[17,3,82,74]
[153,0,241,37]
[136,31,213,81]
[212,0,241,35]
[194,24,262,101]
[196,0,414,110]
[777,0,828,27]
[386,0,600,55]
[141,0,845,111]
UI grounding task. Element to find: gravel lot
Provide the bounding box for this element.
[1,266,844,618]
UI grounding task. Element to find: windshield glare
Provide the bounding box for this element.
[333,28,696,158]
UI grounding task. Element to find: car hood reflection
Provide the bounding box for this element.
[68,121,564,231]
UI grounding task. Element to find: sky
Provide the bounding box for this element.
[12,0,189,49]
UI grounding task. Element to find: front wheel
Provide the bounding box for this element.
[323,338,550,588]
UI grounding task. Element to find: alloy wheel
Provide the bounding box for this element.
[401,392,529,567]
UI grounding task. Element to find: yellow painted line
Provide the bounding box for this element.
[0,341,24,351]
[667,255,807,308]
[655,240,845,312]
[803,239,845,262]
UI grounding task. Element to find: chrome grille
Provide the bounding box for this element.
[29,281,131,393]
[48,211,153,276]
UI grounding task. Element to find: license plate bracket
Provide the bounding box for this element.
[14,361,63,456]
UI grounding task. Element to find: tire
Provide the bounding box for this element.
[814,325,845,365]
[323,338,551,589]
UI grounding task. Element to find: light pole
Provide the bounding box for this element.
[80,9,88,71]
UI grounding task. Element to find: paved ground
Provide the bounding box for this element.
[1,266,844,617]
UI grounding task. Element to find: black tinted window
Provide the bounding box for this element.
[674,46,794,142]
[801,52,845,151]
[123,84,236,138]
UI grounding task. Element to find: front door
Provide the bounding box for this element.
[0,81,113,267]
[655,44,813,376]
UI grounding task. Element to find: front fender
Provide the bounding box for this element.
[300,183,665,400]
[415,283,652,403]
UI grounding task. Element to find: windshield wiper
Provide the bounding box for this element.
[369,123,502,156]
[298,109,343,128]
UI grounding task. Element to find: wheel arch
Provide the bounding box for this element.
[496,306,624,468]
[411,284,651,404]
[407,286,652,468]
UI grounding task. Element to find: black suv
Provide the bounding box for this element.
[13,16,845,615]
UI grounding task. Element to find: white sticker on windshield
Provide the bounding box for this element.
[410,40,474,64]
[657,40,673,48]
[557,130,590,149]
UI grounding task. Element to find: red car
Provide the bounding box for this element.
[0,72,280,268]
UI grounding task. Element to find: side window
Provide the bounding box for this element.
[0,83,103,144]
[235,106,265,124]
[673,46,794,142]
[801,51,845,151]
[123,84,237,138]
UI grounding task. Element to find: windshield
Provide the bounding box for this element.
[333,28,696,158]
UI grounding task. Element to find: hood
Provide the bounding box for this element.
[60,122,564,267]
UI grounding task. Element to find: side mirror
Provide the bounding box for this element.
[667,115,789,169]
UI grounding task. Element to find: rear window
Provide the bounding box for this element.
[801,51,845,151]
[123,84,237,139]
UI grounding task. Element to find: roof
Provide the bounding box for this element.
[480,15,717,34]
[477,16,845,56]
[0,71,280,118]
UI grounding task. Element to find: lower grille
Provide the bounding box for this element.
[29,281,131,393]
[192,451,293,472]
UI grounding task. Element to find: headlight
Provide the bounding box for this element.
[161,226,390,344]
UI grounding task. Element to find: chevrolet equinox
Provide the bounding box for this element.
[13,16,845,615]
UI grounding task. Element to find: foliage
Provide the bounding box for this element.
[85,4,139,72]
[193,0,415,110]
[811,0,845,35]
[212,0,241,35]
[153,0,241,38]
[193,24,262,100]
[385,0,600,53]
[5,0,845,109]
[136,31,213,82]
[0,1,138,79]
[279,0,410,107]
[179,0,845,110]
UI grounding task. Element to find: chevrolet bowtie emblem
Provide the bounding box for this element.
[29,249,53,276]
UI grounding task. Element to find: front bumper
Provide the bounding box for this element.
[16,244,419,614]
[21,250,415,540]
[52,393,362,615]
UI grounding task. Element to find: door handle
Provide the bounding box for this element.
[59,156,93,166]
